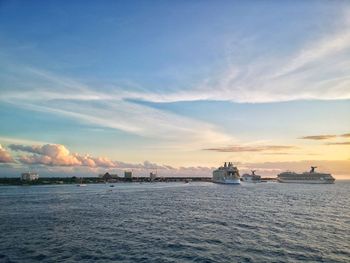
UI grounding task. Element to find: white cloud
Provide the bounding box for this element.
[11,144,81,166]
[122,22,350,103]
[273,31,350,78]
[0,144,14,163]
[142,27,350,103]
[7,143,214,177]
[3,82,234,148]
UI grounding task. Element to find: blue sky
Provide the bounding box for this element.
[0,1,349,177]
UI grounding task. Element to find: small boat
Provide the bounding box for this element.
[76,178,87,187]
[109,185,115,187]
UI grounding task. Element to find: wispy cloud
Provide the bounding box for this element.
[1,8,349,160]
[326,142,350,145]
[0,136,47,145]
[299,135,337,140]
[3,12,350,108]
[261,152,319,156]
[299,133,350,140]
[273,31,350,78]
[1,67,234,148]
[203,145,295,152]
[126,12,350,104]
[16,99,233,148]
[1,13,350,148]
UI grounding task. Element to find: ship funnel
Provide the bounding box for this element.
[310,166,317,173]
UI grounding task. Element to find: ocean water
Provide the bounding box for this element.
[0,181,349,263]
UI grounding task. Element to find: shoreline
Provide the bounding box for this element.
[0,176,279,186]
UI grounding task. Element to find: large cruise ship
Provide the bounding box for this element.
[212,162,240,184]
[277,166,335,184]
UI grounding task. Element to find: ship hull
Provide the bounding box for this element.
[212,178,241,184]
[278,179,335,184]
[242,180,261,183]
[242,178,261,183]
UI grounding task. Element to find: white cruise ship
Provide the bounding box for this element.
[212,162,240,184]
[241,170,261,183]
[277,166,335,184]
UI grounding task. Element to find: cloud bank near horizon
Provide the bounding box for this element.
[1,143,349,178]
[9,143,166,169]
[5,143,214,177]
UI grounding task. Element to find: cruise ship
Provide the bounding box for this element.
[277,166,335,184]
[241,170,261,183]
[212,162,240,184]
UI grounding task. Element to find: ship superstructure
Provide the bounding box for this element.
[212,162,240,184]
[277,166,335,184]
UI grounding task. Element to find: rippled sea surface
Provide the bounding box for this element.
[0,181,349,262]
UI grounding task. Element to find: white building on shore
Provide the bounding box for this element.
[124,171,132,179]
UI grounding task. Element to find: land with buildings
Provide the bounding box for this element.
[0,171,276,186]
[0,176,213,185]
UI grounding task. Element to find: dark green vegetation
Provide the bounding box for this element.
[0,177,104,186]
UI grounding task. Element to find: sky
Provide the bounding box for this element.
[0,1,349,178]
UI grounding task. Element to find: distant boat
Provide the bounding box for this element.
[212,162,240,184]
[77,178,87,187]
[150,171,157,182]
[277,166,335,184]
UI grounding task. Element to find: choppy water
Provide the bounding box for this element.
[0,181,349,263]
